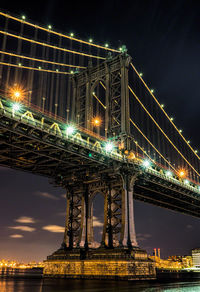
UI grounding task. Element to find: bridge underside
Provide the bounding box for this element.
[0,107,200,218]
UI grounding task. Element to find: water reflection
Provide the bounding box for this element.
[1,279,200,292]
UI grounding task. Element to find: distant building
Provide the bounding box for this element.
[149,249,192,270]
[192,248,200,268]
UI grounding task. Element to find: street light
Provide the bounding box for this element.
[92,117,101,127]
[66,125,75,135]
[166,170,172,177]
[142,159,151,168]
[12,103,21,111]
[105,142,114,152]
[178,169,186,178]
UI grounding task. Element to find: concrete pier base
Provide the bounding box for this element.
[43,247,156,280]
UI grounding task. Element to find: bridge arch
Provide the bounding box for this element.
[90,79,106,137]
[88,190,106,248]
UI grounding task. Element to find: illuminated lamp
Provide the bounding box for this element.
[118,142,124,150]
[184,179,189,185]
[12,103,21,111]
[128,152,136,160]
[142,159,151,168]
[166,170,172,177]
[105,142,114,152]
[14,91,21,99]
[66,125,75,135]
[178,169,186,178]
[92,117,101,127]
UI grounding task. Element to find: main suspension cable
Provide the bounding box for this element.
[0,61,71,74]
[130,118,177,172]
[0,50,86,69]
[133,139,159,164]
[130,62,200,162]
[0,11,119,53]
[91,89,177,172]
[0,30,106,60]
[128,85,200,177]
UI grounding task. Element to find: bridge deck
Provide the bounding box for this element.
[0,96,200,218]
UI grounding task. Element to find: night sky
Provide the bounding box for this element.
[1,0,200,262]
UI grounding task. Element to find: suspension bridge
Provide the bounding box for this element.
[0,10,200,280]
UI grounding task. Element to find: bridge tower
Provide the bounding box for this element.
[71,51,131,149]
[44,53,156,280]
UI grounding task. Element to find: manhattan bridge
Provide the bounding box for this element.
[0,11,200,279]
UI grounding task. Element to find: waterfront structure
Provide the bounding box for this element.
[192,249,200,268]
[150,250,192,270]
[0,11,200,280]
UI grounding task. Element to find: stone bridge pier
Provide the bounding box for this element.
[44,172,156,280]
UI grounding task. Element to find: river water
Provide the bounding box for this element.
[1,278,200,292]
[1,269,200,292]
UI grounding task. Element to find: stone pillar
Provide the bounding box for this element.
[62,192,68,249]
[84,185,89,250]
[87,201,94,247]
[107,184,113,248]
[121,174,138,248]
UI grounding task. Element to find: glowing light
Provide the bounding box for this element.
[195,150,198,153]
[119,47,122,51]
[170,117,174,121]
[105,142,114,152]
[142,159,151,168]
[89,38,93,43]
[178,169,186,178]
[12,103,21,111]
[70,70,74,74]
[14,91,20,98]
[88,153,92,158]
[166,170,172,177]
[70,32,74,37]
[9,85,26,102]
[187,140,190,144]
[21,15,26,20]
[184,179,189,185]
[128,151,135,160]
[150,89,154,93]
[66,125,75,135]
[105,43,109,48]
[48,25,52,29]
[139,72,143,77]
[179,129,182,133]
[92,117,101,127]
[161,104,164,108]
[18,63,21,66]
